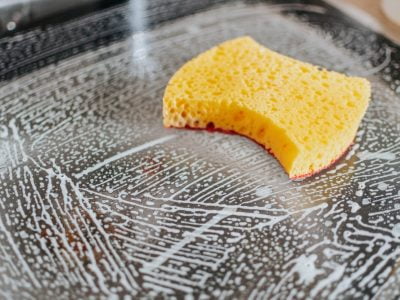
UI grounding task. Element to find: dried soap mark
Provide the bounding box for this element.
[348,201,361,213]
[8,119,28,166]
[361,47,392,76]
[309,264,346,298]
[30,116,73,149]
[74,135,176,179]
[255,186,272,197]
[25,156,140,293]
[141,206,237,273]
[121,152,196,194]
[357,151,396,161]
[0,215,41,289]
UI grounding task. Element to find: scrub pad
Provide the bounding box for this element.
[163,36,371,178]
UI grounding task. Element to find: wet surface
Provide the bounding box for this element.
[0,1,400,298]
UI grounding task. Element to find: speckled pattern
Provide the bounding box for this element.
[0,1,400,299]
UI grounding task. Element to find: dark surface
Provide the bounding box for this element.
[0,0,126,37]
[0,0,400,298]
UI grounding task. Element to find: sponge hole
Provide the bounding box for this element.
[353,91,361,98]
[300,66,310,73]
[206,122,215,130]
[336,124,344,130]
[347,101,355,108]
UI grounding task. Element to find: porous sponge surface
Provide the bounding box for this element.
[163,36,371,178]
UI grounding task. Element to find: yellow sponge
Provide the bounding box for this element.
[163,36,371,179]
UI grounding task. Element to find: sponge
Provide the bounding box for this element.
[163,36,371,179]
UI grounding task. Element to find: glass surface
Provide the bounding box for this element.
[0,1,400,298]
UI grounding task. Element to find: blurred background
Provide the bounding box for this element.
[0,0,399,43]
[0,0,125,34]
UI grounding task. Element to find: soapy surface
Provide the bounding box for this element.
[0,2,400,299]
